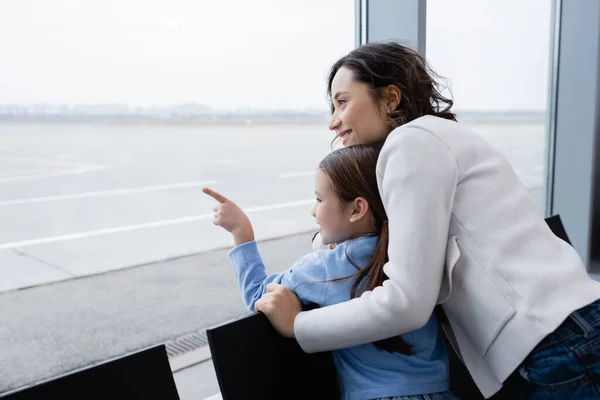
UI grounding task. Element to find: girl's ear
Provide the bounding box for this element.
[349,197,370,223]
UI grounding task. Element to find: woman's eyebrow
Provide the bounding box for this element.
[333,91,349,100]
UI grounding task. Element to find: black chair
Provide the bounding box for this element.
[544,214,571,244]
[207,311,339,400]
[0,345,180,400]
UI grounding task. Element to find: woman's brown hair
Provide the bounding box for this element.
[318,143,413,355]
[327,41,456,130]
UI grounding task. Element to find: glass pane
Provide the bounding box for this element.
[426,0,553,212]
[0,0,354,395]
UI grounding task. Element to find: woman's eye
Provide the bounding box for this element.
[338,99,347,106]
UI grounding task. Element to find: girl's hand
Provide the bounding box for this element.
[202,187,254,246]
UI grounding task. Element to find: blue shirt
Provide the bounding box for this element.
[228,235,449,400]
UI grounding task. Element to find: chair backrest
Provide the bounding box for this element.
[544,214,571,244]
[207,312,339,400]
[0,345,180,400]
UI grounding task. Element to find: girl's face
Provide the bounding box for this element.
[328,66,390,146]
[311,168,353,245]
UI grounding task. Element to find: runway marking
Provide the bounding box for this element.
[279,170,314,179]
[0,155,107,183]
[0,181,218,206]
[0,168,47,178]
[200,159,238,164]
[0,165,106,183]
[0,155,102,169]
[0,199,314,250]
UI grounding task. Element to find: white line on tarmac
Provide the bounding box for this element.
[0,181,218,206]
[279,170,314,179]
[0,166,107,184]
[0,154,103,169]
[0,169,47,178]
[0,199,314,250]
[200,159,238,164]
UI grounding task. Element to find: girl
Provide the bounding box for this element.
[202,144,457,400]
[254,42,600,399]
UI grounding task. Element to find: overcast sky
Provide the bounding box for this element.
[0,0,552,111]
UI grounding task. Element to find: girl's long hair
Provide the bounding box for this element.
[318,144,413,355]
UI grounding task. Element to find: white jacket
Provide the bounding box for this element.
[294,115,600,398]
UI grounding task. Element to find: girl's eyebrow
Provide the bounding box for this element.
[314,190,323,196]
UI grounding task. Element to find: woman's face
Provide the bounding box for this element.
[328,66,390,146]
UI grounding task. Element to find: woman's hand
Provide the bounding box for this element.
[255,283,302,338]
[202,187,254,246]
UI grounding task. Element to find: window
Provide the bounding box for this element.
[426,0,554,212]
[0,0,354,395]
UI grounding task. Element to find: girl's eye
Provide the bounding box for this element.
[316,198,322,203]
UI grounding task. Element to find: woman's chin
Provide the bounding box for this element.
[343,136,355,146]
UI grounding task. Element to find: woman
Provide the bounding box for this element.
[254,42,600,399]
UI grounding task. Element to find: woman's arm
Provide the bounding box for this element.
[261,127,458,352]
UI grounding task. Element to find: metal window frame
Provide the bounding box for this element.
[356,0,426,53]
[549,0,600,268]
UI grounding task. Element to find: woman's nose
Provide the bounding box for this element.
[328,115,341,131]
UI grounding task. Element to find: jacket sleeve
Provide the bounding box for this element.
[294,127,458,352]
[228,241,330,311]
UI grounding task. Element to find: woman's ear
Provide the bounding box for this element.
[349,197,370,223]
[383,85,402,113]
